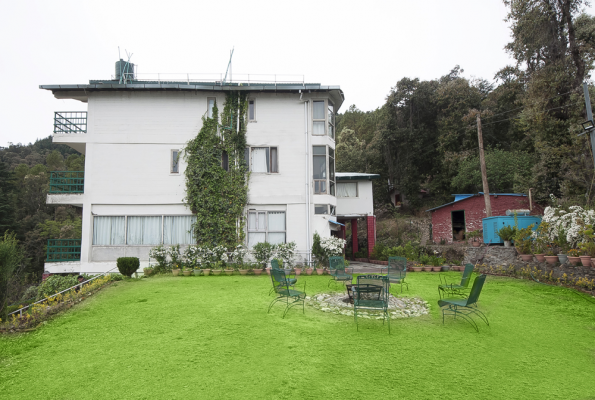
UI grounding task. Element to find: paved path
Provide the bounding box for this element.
[347,261,386,274]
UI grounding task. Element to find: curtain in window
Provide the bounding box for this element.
[163,216,197,245]
[127,216,162,245]
[268,233,286,245]
[337,182,357,197]
[313,101,325,119]
[270,147,278,173]
[248,233,266,249]
[252,147,269,172]
[93,216,125,245]
[268,212,285,231]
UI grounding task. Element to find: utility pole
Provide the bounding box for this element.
[477,113,492,217]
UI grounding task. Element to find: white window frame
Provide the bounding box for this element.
[336,182,359,198]
[314,204,336,215]
[207,97,216,119]
[92,215,197,246]
[312,99,335,139]
[313,145,335,196]
[248,98,257,122]
[248,146,279,173]
[171,149,180,174]
[247,210,286,245]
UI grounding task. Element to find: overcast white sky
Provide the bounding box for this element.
[1,0,594,147]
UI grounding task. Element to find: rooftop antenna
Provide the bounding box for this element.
[117,47,134,84]
[222,47,234,85]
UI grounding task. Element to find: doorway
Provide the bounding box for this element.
[451,210,465,241]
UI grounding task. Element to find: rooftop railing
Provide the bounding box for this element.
[46,239,81,262]
[49,171,84,193]
[111,73,305,85]
[54,111,87,134]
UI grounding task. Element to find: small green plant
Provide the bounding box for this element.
[497,225,517,241]
[36,275,79,300]
[311,232,325,267]
[117,257,140,278]
[466,230,482,242]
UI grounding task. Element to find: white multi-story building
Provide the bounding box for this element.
[41,62,376,274]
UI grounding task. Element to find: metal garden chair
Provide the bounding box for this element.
[381,256,409,293]
[267,268,306,318]
[438,274,489,332]
[438,263,474,299]
[353,274,391,334]
[270,258,297,295]
[328,256,353,287]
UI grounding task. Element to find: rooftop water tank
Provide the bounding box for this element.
[115,59,135,81]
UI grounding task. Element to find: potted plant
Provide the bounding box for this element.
[183,266,193,276]
[253,242,276,274]
[513,224,535,260]
[211,261,222,275]
[544,248,558,265]
[411,263,423,272]
[467,230,483,247]
[554,229,570,264]
[497,225,517,247]
[578,224,595,267]
[305,264,314,275]
[169,245,183,275]
[567,249,581,266]
[251,263,262,276]
[172,264,181,276]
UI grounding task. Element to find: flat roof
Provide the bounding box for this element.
[336,173,380,181]
[426,192,528,212]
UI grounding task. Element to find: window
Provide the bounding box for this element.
[313,101,325,135]
[247,211,286,248]
[127,216,162,245]
[314,205,337,215]
[93,215,197,245]
[207,97,216,118]
[92,216,125,245]
[313,146,326,194]
[222,150,229,171]
[312,99,335,138]
[250,147,278,173]
[171,149,180,173]
[313,146,335,195]
[248,99,256,121]
[328,101,335,139]
[337,182,358,197]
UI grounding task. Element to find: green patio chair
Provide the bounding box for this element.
[270,258,297,295]
[328,256,353,287]
[268,268,306,318]
[438,274,489,332]
[381,256,409,293]
[438,263,474,299]
[353,274,390,334]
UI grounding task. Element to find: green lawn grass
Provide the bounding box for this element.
[1,272,594,400]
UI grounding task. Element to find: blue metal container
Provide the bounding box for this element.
[482,216,541,244]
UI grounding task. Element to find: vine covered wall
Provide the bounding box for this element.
[184,91,249,247]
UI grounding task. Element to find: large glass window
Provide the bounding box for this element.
[92,216,125,245]
[163,216,197,244]
[93,215,197,246]
[313,100,334,138]
[337,182,358,197]
[313,100,326,135]
[250,147,278,173]
[329,147,335,196]
[313,146,326,194]
[247,211,286,248]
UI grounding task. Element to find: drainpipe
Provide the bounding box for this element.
[303,97,311,264]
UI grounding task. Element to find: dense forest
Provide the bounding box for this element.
[0,137,84,281]
[336,0,595,211]
[2,0,595,282]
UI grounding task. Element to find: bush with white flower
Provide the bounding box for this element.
[149,245,169,273]
[312,232,346,267]
[540,194,595,247]
[275,241,297,268]
[231,244,248,266]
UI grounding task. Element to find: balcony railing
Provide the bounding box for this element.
[49,171,84,193]
[54,111,87,134]
[46,239,81,262]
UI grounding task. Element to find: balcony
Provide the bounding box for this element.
[46,239,81,262]
[54,111,87,134]
[49,171,84,193]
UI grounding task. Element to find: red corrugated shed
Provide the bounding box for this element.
[428,194,543,244]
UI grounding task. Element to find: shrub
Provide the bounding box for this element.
[0,232,23,320]
[117,257,140,278]
[149,245,169,273]
[311,233,325,267]
[36,275,79,300]
[252,242,275,269]
[275,242,297,268]
[370,243,387,261]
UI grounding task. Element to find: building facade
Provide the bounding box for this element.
[41,64,351,273]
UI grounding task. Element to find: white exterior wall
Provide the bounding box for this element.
[47,89,340,273]
[336,181,374,216]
